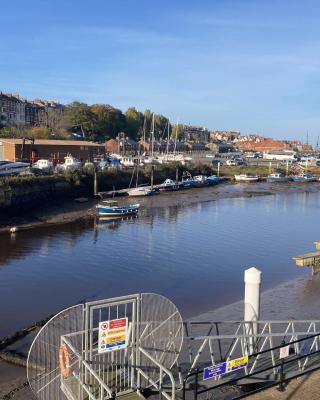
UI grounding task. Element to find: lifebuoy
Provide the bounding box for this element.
[59,344,71,378]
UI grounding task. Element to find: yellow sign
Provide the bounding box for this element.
[98,317,129,354]
[229,355,248,368]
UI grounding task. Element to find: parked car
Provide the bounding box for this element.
[234,157,246,165]
[226,159,237,166]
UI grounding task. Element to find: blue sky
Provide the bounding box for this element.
[1,0,320,144]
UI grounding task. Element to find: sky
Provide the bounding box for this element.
[1,0,320,144]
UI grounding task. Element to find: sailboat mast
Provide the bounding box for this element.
[166,120,170,156]
[174,120,178,155]
[143,117,146,146]
[151,113,155,158]
[136,148,140,188]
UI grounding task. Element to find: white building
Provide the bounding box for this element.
[263,150,296,161]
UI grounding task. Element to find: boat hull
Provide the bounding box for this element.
[207,176,221,185]
[291,176,316,182]
[267,177,292,182]
[234,175,259,182]
[96,204,140,217]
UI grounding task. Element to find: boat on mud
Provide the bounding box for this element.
[291,173,317,182]
[127,187,158,196]
[207,175,221,185]
[192,175,209,187]
[157,179,183,191]
[234,174,259,182]
[96,201,140,217]
[267,173,292,182]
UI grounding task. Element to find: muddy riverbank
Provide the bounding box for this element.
[1,180,320,234]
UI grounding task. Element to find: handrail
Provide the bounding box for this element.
[139,347,176,400]
[182,331,320,400]
[62,336,113,398]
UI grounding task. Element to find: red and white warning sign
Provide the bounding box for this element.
[98,317,128,353]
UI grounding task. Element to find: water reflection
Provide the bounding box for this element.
[0,191,318,337]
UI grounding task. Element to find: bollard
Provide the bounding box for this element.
[244,267,262,354]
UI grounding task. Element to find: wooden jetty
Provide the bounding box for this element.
[293,242,320,275]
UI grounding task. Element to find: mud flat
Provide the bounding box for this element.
[1,180,320,234]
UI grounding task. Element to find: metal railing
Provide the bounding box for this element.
[182,331,320,400]
[137,347,176,400]
[61,335,113,400]
[59,319,320,400]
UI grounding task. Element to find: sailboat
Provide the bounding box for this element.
[127,162,157,196]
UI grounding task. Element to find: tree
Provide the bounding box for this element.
[125,107,144,139]
[154,114,169,139]
[91,104,126,141]
[63,102,98,140]
[171,123,185,140]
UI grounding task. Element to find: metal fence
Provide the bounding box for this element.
[27,294,320,400]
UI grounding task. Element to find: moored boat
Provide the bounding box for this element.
[181,171,194,188]
[207,175,221,185]
[157,179,183,191]
[234,174,259,182]
[0,161,30,176]
[96,201,140,217]
[291,173,317,182]
[267,173,292,182]
[127,187,157,196]
[192,175,209,187]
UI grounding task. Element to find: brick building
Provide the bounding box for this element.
[105,137,139,153]
[0,139,105,162]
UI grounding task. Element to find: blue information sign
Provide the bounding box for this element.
[203,355,249,381]
[203,362,227,380]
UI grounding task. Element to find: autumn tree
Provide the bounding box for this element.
[125,107,144,139]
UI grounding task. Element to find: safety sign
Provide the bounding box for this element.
[203,355,249,380]
[98,317,128,354]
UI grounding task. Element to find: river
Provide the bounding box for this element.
[0,189,318,337]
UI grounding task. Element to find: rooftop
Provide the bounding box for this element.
[0,139,105,147]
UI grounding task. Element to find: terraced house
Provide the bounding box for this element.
[0,92,64,127]
[0,92,25,126]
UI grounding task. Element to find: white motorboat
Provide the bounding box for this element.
[33,159,54,172]
[127,187,155,196]
[234,174,259,182]
[56,155,82,171]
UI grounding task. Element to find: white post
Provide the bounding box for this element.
[217,162,220,176]
[244,267,262,354]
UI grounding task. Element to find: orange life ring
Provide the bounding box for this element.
[59,344,71,378]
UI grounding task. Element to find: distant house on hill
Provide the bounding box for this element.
[186,142,208,151]
[105,136,139,154]
[207,141,235,153]
[237,138,289,152]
